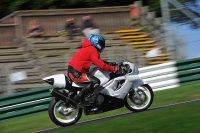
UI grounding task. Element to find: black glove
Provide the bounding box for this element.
[114,65,124,75]
[108,62,117,66]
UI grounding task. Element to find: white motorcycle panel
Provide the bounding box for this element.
[43,74,66,88]
[101,75,140,99]
[71,69,110,88]
[132,79,147,88]
[91,69,110,85]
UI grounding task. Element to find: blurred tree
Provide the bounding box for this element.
[0,0,10,19]
[0,0,107,19]
[1,0,199,29]
[0,0,135,19]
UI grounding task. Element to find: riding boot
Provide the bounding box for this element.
[74,82,99,106]
[73,94,90,106]
[74,87,93,106]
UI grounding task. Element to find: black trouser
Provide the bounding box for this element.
[67,65,100,100]
[68,27,79,39]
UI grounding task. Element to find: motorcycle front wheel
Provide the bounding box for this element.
[124,84,154,112]
[48,97,82,126]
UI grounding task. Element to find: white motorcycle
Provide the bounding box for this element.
[43,58,154,126]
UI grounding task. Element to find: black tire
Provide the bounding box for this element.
[124,84,154,112]
[48,97,82,126]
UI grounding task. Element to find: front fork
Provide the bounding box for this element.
[129,79,147,99]
[130,84,151,97]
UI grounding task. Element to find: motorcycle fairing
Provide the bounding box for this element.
[100,75,139,99]
[84,94,124,115]
[90,68,110,85]
[132,79,147,89]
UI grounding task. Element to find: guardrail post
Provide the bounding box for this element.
[0,67,6,95]
[4,66,13,94]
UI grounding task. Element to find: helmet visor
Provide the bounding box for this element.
[98,40,105,51]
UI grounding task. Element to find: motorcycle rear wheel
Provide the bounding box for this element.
[48,97,82,126]
[124,84,154,112]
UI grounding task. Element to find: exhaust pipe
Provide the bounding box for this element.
[49,89,85,108]
[49,89,87,109]
[49,88,70,101]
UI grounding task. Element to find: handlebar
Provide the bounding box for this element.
[108,61,133,75]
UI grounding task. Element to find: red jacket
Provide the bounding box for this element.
[69,39,115,73]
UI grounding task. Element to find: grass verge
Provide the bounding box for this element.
[54,101,200,133]
[0,83,200,133]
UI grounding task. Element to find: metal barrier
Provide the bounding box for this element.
[139,57,200,91]
[0,86,60,120]
[176,58,200,86]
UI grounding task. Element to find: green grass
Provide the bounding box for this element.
[1,83,200,133]
[54,102,200,133]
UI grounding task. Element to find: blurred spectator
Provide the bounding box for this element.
[146,46,163,58]
[80,15,100,40]
[9,71,27,82]
[65,18,79,40]
[26,20,44,37]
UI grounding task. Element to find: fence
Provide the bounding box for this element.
[0,6,132,46]
[0,57,200,120]
[0,1,164,49]
[0,24,18,46]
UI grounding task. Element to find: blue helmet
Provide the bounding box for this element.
[89,34,105,53]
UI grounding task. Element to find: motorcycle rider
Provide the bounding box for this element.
[67,34,121,106]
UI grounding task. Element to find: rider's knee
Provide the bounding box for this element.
[93,83,100,89]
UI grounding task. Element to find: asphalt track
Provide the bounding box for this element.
[34,99,200,133]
